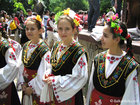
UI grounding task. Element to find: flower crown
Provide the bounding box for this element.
[107,14,126,40]
[24,15,43,27]
[55,8,80,27]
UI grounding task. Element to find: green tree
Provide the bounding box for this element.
[100,0,111,15]
[48,0,89,13]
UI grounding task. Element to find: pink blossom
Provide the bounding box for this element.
[115,13,118,18]
[112,16,116,21]
[107,18,110,22]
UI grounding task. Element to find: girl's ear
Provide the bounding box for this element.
[39,27,44,34]
[115,36,121,44]
[73,28,77,35]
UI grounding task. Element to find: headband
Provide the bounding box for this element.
[24,15,43,27]
[107,14,126,40]
[55,8,80,27]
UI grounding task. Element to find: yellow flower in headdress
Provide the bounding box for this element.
[64,8,70,15]
[36,15,42,22]
[73,19,80,26]
[55,8,81,27]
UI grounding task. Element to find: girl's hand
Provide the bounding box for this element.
[43,74,49,81]
[25,87,33,96]
[43,76,52,86]
[22,83,27,91]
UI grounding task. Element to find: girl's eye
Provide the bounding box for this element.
[103,33,108,38]
[26,27,35,31]
[26,28,29,31]
[65,27,70,31]
[31,28,35,31]
[58,27,62,31]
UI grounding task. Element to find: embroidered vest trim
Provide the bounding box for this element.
[22,41,49,67]
[0,39,11,56]
[96,51,138,88]
[51,41,87,72]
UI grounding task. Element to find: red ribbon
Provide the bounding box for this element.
[125,34,130,39]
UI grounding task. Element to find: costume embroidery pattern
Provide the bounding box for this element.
[22,41,49,67]
[9,52,16,60]
[78,58,86,68]
[97,52,133,88]
[0,91,8,99]
[107,56,122,64]
[45,55,50,63]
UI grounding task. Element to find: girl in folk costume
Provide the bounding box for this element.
[17,15,51,105]
[40,8,88,105]
[0,21,21,105]
[86,14,140,105]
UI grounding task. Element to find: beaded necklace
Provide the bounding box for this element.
[51,40,75,67]
[23,40,41,64]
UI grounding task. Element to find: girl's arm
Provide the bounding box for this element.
[0,48,19,90]
[86,61,95,105]
[121,70,140,105]
[42,53,88,103]
[27,51,52,96]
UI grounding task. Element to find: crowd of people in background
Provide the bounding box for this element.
[0,5,129,46]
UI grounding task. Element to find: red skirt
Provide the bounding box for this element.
[90,89,122,105]
[47,95,75,105]
[23,68,42,105]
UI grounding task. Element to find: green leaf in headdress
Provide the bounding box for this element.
[120,36,126,40]
[111,22,116,28]
[117,25,120,30]
[55,11,64,24]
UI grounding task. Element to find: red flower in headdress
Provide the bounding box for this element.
[114,27,123,35]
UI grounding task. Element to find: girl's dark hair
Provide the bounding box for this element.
[25,17,42,38]
[50,12,55,17]
[57,15,75,29]
[107,21,133,57]
[15,11,20,18]
[27,18,42,30]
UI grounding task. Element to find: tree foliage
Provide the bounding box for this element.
[47,0,89,13]
[100,0,111,14]
[0,0,111,16]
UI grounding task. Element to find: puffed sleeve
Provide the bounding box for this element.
[86,60,95,105]
[41,53,88,103]
[120,69,140,105]
[0,48,19,90]
[28,51,52,96]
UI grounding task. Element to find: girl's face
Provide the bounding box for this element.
[101,25,118,49]
[25,21,42,42]
[57,19,74,43]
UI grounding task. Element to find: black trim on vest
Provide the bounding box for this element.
[0,39,11,68]
[22,41,49,70]
[51,41,88,76]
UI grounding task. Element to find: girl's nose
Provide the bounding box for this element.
[100,35,103,41]
[62,29,66,34]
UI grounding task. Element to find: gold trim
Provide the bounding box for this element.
[97,52,132,88]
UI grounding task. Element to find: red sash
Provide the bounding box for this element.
[90,89,122,105]
[23,68,37,82]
